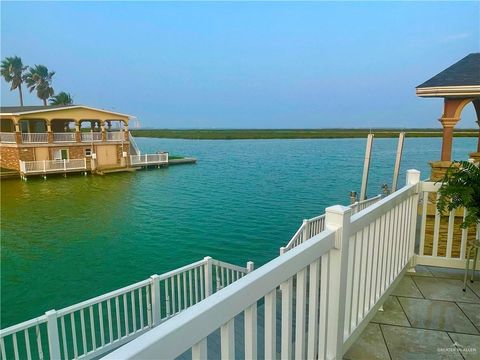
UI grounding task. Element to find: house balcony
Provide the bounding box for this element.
[0,131,128,145]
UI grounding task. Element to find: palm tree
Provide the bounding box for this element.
[24,65,55,105]
[49,91,73,105]
[1,56,27,106]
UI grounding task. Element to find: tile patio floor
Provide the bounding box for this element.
[345,266,480,360]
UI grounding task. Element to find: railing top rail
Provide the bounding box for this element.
[309,213,326,222]
[57,278,151,317]
[211,259,248,273]
[157,259,206,281]
[284,222,306,249]
[0,315,47,337]
[350,183,417,233]
[104,229,336,359]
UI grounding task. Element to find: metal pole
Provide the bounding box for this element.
[391,132,405,192]
[359,133,374,201]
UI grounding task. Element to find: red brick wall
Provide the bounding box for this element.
[0,147,20,170]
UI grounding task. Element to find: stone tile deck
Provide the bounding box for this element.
[345,266,480,360]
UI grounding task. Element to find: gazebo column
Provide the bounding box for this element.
[469,99,480,163]
[439,117,459,161]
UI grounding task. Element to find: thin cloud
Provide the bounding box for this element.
[440,33,470,42]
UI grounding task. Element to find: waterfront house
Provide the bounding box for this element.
[0,105,167,177]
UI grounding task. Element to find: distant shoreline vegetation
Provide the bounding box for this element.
[131,129,478,140]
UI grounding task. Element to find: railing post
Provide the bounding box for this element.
[64,159,67,171]
[325,205,352,359]
[302,219,309,240]
[150,274,161,326]
[406,170,421,272]
[204,256,212,297]
[246,261,254,273]
[43,160,46,173]
[45,310,61,359]
[279,246,286,255]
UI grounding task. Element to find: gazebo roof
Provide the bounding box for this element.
[416,53,480,98]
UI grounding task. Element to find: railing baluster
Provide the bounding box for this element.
[138,289,144,330]
[176,274,181,311]
[12,333,19,360]
[123,294,129,336]
[294,268,307,359]
[60,317,67,359]
[194,268,199,303]
[98,303,105,347]
[192,339,207,360]
[264,289,276,359]
[131,291,137,333]
[446,209,455,258]
[0,338,5,360]
[107,299,113,342]
[200,266,205,300]
[432,193,441,257]
[24,329,32,360]
[115,297,121,339]
[189,270,194,306]
[70,314,78,358]
[171,276,176,315]
[182,272,187,309]
[280,278,293,360]
[244,303,257,360]
[307,260,320,359]
[88,306,96,351]
[80,309,87,354]
[220,319,235,360]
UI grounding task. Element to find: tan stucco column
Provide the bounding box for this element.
[100,122,106,142]
[75,121,81,142]
[439,117,459,161]
[14,121,21,143]
[46,120,53,143]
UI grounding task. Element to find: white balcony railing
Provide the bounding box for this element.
[53,132,76,142]
[81,132,102,142]
[282,194,382,253]
[105,170,422,360]
[130,153,169,166]
[0,132,16,143]
[0,257,251,360]
[21,132,48,143]
[19,159,87,174]
[106,131,124,141]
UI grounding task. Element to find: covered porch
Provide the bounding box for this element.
[0,105,131,145]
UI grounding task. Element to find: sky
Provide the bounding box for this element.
[1,1,479,129]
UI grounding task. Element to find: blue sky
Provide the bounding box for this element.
[1,1,479,129]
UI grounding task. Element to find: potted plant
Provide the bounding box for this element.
[436,160,480,290]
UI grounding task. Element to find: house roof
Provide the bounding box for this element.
[416,53,480,97]
[0,105,132,118]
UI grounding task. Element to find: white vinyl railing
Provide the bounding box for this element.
[128,133,141,155]
[130,153,169,166]
[53,133,76,143]
[0,132,16,143]
[80,133,102,142]
[0,257,251,360]
[105,170,421,360]
[21,133,48,143]
[282,194,382,253]
[416,181,480,269]
[19,159,87,175]
[106,132,124,141]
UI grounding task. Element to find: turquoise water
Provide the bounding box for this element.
[1,137,476,328]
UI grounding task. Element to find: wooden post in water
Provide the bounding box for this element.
[360,133,374,201]
[391,132,405,193]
